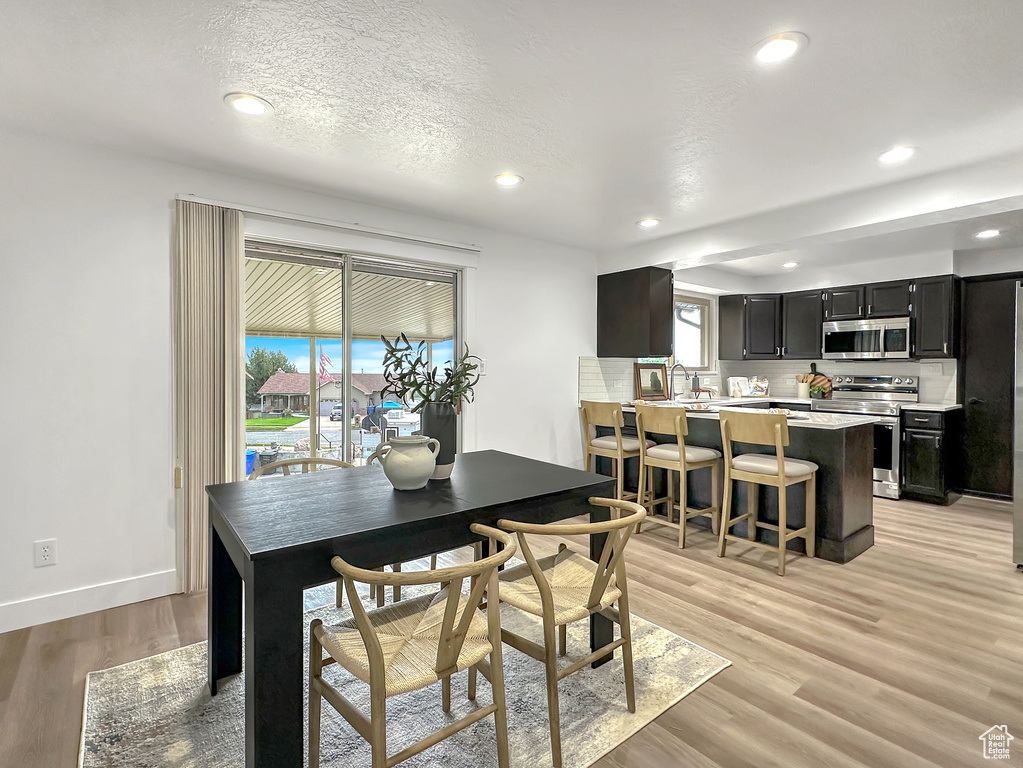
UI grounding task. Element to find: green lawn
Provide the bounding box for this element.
[245,417,307,428]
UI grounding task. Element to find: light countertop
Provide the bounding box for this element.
[624,394,961,412]
[615,398,878,430]
[685,409,879,431]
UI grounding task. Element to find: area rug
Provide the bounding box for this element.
[80,583,729,768]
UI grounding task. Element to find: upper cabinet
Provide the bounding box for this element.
[823,285,865,321]
[718,274,960,361]
[718,294,745,360]
[744,294,783,359]
[865,279,913,318]
[718,291,821,360]
[914,275,960,358]
[781,290,823,358]
[597,266,673,357]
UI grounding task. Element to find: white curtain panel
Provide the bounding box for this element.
[174,200,245,593]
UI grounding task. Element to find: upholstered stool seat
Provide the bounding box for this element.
[590,435,655,452]
[730,454,818,477]
[646,443,722,463]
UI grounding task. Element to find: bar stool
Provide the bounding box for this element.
[580,400,653,502]
[717,409,817,576]
[635,404,721,548]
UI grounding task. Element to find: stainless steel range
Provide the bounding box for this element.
[811,374,919,499]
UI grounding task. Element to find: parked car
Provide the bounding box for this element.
[329,403,346,421]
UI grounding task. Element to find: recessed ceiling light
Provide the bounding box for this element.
[495,173,523,187]
[781,261,799,269]
[878,146,916,165]
[637,218,661,228]
[753,32,809,64]
[975,229,1002,240]
[224,92,274,116]
[424,281,436,286]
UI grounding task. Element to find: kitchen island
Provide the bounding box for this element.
[593,403,876,563]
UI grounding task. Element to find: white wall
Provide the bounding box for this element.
[0,126,597,632]
[954,247,1023,277]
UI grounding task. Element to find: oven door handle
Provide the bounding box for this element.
[878,324,885,358]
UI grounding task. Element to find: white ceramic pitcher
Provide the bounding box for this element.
[367,435,441,490]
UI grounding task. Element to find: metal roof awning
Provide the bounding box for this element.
[244,255,455,342]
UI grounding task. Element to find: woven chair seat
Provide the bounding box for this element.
[498,549,622,626]
[315,588,492,697]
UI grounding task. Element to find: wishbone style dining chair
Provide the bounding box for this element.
[489,497,646,768]
[310,524,518,768]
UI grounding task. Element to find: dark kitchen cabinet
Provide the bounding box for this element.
[901,409,959,504]
[865,280,913,318]
[720,291,817,360]
[824,285,865,320]
[958,275,1016,498]
[781,290,823,358]
[914,275,959,358]
[744,294,783,359]
[902,429,944,499]
[718,294,745,360]
[597,266,673,357]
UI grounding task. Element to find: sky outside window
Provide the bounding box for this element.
[245,337,454,374]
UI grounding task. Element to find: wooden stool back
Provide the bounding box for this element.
[635,403,688,445]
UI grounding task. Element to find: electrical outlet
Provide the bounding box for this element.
[34,539,57,568]
[787,377,797,385]
[477,358,487,376]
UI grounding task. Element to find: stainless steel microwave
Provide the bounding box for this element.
[822,317,911,360]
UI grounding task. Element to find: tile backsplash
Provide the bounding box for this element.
[580,357,957,404]
[578,357,723,402]
[718,359,958,404]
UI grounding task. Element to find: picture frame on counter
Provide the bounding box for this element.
[634,362,668,401]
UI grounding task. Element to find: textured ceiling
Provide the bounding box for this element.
[2,1,1023,253]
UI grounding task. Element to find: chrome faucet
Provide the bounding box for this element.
[668,362,690,400]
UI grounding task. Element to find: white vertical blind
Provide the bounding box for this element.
[174,200,245,593]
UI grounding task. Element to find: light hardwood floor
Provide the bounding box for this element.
[1,495,1020,767]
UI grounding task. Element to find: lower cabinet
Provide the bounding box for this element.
[901,410,959,504]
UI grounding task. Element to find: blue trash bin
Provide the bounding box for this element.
[245,449,256,475]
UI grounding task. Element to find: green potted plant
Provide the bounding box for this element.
[380,334,481,479]
[809,384,827,399]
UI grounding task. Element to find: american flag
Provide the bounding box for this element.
[318,347,333,383]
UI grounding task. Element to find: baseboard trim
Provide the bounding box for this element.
[0,569,179,634]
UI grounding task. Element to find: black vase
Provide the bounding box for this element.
[420,401,457,479]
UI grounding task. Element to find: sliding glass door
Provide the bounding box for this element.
[347,261,456,464]
[242,242,457,473]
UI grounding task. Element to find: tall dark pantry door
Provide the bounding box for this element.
[958,276,1018,498]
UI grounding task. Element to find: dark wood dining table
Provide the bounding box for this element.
[206,449,615,768]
